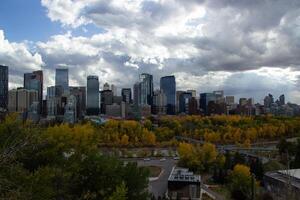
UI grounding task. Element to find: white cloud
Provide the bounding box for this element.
[0,30,44,89]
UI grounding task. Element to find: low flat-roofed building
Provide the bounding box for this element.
[167,167,201,200]
[264,169,300,200]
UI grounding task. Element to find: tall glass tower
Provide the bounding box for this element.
[160,75,176,115]
[24,70,43,112]
[55,68,69,94]
[0,65,8,110]
[139,73,153,106]
[87,75,99,115]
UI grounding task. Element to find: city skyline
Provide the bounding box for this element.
[0,0,300,104]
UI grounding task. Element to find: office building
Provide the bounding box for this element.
[87,76,99,115]
[225,96,235,105]
[139,73,153,105]
[70,86,86,119]
[133,82,141,105]
[188,97,198,115]
[264,94,274,109]
[152,90,167,115]
[111,84,117,95]
[24,70,43,112]
[179,92,192,114]
[8,89,18,112]
[279,94,285,106]
[55,68,69,94]
[106,102,126,118]
[27,102,40,123]
[100,89,113,114]
[200,93,216,115]
[176,91,184,113]
[160,76,176,114]
[121,88,132,103]
[103,82,110,90]
[187,90,196,98]
[213,90,225,104]
[167,167,201,200]
[239,98,248,106]
[0,65,8,110]
[64,95,77,123]
[8,88,38,113]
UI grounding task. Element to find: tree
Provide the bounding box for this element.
[228,164,257,200]
[107,182,127,200]
[120,134,129,146]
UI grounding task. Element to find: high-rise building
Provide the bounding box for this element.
[64,95,77,124]
[121,88,132,103]
[264,94,274,108]
[55,68,69,94]
[8,88,38,113]
[100,90,113,114]
[111,84,117,95]
[0,65,8,110]
[225,96,235,105]
[188,97,198,115]
[239,98,248,106]
[200,93,216,115]
[70,86,86,119]
[133,82,141,105]
[213,90,225,104]
[187,90,196,98]
[103,82,110,90]
[8,89,17,112]
[87,76,99,115]
[152,90,167,115]
[176,91,184,113]
[179,92,192,114]
[279,94,285,106]
[139,73,153,105]
[160,76,176,115]
[24,70,43,112]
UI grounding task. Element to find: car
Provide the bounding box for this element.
[173,157,180,160]
[143,158,151,161]
[160,158,166,162]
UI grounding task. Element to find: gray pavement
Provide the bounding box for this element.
[123,158,177,198]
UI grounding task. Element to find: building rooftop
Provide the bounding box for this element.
[168,167,201,183]
[265,169,300,189]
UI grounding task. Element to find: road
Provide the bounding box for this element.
[122,158,177,199]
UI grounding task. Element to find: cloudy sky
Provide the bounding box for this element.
[1,0,300,103]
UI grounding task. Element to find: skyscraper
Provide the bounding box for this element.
[55,68,69,94]
[133,82,141,105]
[87,75,99,115]
[139,73,153,105]
[24,70,43,112]
[279,94,285,106]
[121,88,132,103]
[0,65,8,110]
[200,93,216,115]
[179,92,192,114]
[160,76,176,115]
[152,90,167,115]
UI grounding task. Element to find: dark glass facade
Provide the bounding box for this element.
[87,76,99,115]
[139,73,153,105]
[0,65,8,109]
[160,76,176,115]
[200,93,216,115]
[24,70,43,113]
[55,68,69,94]
[179,92,192,113]
[121,88,132,103]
